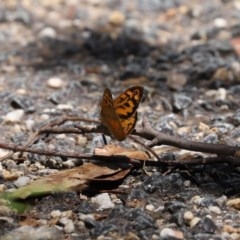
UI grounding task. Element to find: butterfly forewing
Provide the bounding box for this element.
[113,86,143,119]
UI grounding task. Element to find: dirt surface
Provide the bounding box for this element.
[1,0,240,239]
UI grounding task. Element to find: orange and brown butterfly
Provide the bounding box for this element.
[100,86,144,141]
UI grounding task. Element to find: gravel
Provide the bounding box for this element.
[1,0,240,239]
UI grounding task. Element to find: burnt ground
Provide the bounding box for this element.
[1,0,240,239]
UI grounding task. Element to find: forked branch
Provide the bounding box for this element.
[0,115,240,166]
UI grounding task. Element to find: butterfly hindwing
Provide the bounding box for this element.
[100,88,125,141]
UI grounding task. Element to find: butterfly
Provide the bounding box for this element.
[100,86,143,141]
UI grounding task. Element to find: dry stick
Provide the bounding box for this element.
[0,117,101,161]
[0,141,239,166]
[0,142,134,165]
[135,117,240,158]
[128,135,161,161]
[1,116,240,166]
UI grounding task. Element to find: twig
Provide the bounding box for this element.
[1,115,240,167]
[0,141,239,166]
[134,117,240,157]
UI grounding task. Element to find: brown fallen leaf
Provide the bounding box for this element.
[8,162,131,200]
[95,144,149,160]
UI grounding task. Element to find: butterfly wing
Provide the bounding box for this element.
[119,112,138,136]
[113,86,143,118]
[100,86,143,141]
[100,88,125,141]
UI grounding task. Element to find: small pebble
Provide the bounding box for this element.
[166,72,187,91]
[62,160,76,168]
[56,104,73,110]
[146,204,155,212]
[13,176,31,188]
[214,88,227,101]
[39,27,57,38]
[91,193,115,210]
[16,88,27,95]
[50,210,62,218]
[59,217,69,226]
[3,109,24,122]
[61,210,73,218]
[2,169,24,180]
[226,198,240,210]
[0,216,14,224]
[64,220,75,234]
[216,195,227,207]
[37,219,48,225]
[108,11,125,26]
[208,206,221,215]
[78,213,94,221]
[25,119,35,130]
[0,184,6,192]
[190,217,201,228]
[0,149,9,159]
[231,233,240,240]
[160,228,184,239]
[214,18,227,28]
[0,206,12,216]
[173,93,192,110]
[76,135,88,146]
[47,77,64,89]
[183,211,194,223]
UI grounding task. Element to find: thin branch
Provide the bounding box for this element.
[0,141,239,166]
[1,115,240,168]
[134,117,240,157]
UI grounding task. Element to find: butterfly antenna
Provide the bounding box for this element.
[101,134,108,145]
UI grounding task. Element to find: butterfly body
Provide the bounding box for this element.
[100,86,143,141]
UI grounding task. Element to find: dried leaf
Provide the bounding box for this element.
[8,162,131,200]
[95,144,149,160]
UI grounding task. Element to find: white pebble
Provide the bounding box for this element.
[214,18,227,28]
[190,195,203,205]
[208,206,221,215]
[25,119,35,130]
[160,228,184,239]
[50,210,62,218]
[190,217,201,228]
[62,160,76,168]
[216,195,227,207]
[64,220,75,233]
[0,149,10,159]
[91,193,115,210]
[16,88,27,95]
[3,109,24,122]
[216,88,226,101]
[59,217,69,226]
[78,213,94,221]
[13,176,31,188]
[47,77,64,89]
[183,211,194,222]
[146,204,155,211]
[57,104,73,110]
[40,114,50,121]
[76,135,88,146]
[39,27,57,38]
